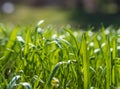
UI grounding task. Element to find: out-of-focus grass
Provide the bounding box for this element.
[1,5,120,29]
[0,5,71,27]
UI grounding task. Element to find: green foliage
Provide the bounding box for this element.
[0,22,120,89]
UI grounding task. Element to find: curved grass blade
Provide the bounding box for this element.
[46,61,66,86]
[46,60,76,87]
[64,28,79,50]
[6,75,21,89]
[19,82,32,89]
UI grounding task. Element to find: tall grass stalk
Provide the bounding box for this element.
[112,37,117,86]
[106,36,112,89]
[81,33,89,89]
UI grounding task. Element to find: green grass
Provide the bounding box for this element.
[0,21,120,89]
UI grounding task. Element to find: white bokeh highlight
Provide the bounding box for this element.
[1,2,15,14]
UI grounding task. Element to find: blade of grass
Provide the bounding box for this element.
[81,33,89,89]
[0,27,18,60]
[112,36,117,86]
[24,30,31,56]
[19,82,32,89]
[6,75,21,89]
[106,36,112,89]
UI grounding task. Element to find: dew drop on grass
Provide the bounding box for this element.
[117,46,120,50]
[94,48,100,53]
[97,35,101,41]
[105,30,110,35]
[101,42,106,48]
[52,34,57,39]
[51,77,59,87]
[37,20,44,27]
[88,31,93,37]
[89,42,94,47]
[37,27,43,33]
[73,31,78,37]
[110,48,113,52]
[17,36,24,43]
[59,35,65,39]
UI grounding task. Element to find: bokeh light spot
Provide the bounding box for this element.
[2,2,15,14]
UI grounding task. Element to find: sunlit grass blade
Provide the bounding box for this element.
[64,28,79,50]
[112,36,117,86]
[106,36,112,89]
[0,27,18,60]
[0,23,9,37]
[81,33,89,89]
[24,30,31,56]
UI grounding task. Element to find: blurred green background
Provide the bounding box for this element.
[0,0,120,28]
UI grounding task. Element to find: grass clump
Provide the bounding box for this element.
[0,21,120,89]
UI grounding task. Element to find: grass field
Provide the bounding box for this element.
[0,20,120,89]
